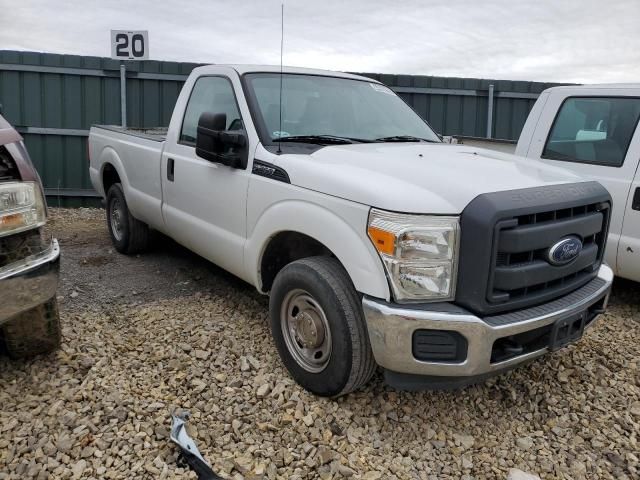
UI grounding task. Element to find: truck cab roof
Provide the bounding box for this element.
[546,83,640,93]
[190,64,380,83]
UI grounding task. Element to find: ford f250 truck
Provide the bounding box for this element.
[89,66,613,396]
[0,113,61,358]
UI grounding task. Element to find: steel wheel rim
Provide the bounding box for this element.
[280,289,332,373]
[109,197,124,241]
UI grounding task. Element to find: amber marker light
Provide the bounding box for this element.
[367,226,396,255]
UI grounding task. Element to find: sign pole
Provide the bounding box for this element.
[486,84,494,139]
[120,61,127,127]
[111,29,148,127]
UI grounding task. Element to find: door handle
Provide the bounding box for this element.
[167,158,175,181]
[633,187,640,211]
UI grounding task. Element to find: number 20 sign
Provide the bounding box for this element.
[110,30,149,60]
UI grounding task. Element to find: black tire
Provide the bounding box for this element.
[269,256,376,397]
[2,297,61,358]
[106,183,149,254]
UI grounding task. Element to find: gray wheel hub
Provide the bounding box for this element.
[294,310,325,348]
[281,289,332,373]
[109,197,124,241]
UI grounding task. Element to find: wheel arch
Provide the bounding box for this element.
[102,162,121,195]
[259,231,334,292]
[97,147,148,220]
[246,201,390,300]
[98,147,129,196]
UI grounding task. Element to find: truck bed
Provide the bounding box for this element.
[93,125,168,142]
[89,124,167,230]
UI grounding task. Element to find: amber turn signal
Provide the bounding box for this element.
[367,226,396,255]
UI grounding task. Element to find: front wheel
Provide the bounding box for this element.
[269,257,376,397]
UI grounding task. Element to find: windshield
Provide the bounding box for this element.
[244,73,441,144]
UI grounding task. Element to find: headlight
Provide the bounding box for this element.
[0,182,46,238]
[367,209,459,302]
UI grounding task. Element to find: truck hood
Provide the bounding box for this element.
[268,143,584,214]
[0,113,22,146]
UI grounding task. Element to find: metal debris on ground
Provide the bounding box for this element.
[170,411,222,480]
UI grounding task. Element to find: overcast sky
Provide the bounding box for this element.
[3,0,639,83]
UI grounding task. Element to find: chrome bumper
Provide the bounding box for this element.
[363,264,613,380]
[0,238,60,323]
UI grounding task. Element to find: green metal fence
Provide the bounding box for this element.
[0,50,565,206]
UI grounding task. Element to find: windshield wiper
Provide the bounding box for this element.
[375,135,439,143]
[276,135,372,145]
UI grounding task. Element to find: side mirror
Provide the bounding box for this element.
[196,112,248,169]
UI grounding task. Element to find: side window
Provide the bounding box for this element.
[542,97,640,167]
[179,76,244,146]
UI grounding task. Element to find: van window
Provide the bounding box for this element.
[180,76,243,146]
[542,97,640,167]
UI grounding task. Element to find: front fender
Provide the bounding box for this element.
[246,200,390,300]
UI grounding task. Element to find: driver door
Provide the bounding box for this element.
[161,75,249,277]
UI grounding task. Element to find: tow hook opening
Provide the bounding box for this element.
[491,324,552,364]
[490,296,607,364]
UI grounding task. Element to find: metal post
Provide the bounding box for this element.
[486,84,494,139]
[120,62,127,127]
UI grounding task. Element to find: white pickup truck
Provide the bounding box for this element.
[517,85,640,283]
[89,65,613,396]
[465,84,640,283]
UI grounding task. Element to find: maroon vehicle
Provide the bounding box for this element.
[0,113,61,357]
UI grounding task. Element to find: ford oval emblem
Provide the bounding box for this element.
[548,236,583,266]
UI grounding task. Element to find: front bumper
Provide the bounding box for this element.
[0,237,60,323]
[363,264,613,387]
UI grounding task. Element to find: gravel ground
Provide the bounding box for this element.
[1,208,639,480]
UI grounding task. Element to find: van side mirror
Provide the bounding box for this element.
[196,112,248,169]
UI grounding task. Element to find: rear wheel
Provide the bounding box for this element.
[2,297,61,358]
[106,183,149,254]
[269,256,376,397]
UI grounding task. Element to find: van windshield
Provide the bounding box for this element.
[244,73,440,144]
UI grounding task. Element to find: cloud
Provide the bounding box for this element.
[2,0,638,83]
